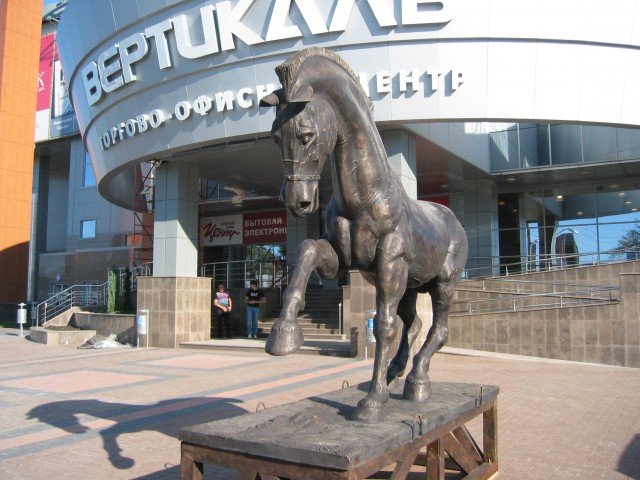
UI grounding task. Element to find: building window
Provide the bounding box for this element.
[81,219,96,239]
[83,152,96,187]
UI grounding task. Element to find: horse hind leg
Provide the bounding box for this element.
[387,289,422,385]
[265,239,339,356]
[403,276,455,402]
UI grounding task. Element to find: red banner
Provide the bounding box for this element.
[243,211,287,245]
[37,34,55,112]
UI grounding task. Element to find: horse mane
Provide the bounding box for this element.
[275,47,374,112]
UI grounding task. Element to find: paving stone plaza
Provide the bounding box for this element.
[0,329,639,479]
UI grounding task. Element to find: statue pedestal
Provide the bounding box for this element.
[179,381,499,480]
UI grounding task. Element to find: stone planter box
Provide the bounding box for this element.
[29,327,97,347]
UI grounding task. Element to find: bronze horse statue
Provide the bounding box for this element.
[260,47,468,421]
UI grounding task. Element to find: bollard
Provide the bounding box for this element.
[135,309,149,347]
[16,303,27,337]
[364,310,376,360]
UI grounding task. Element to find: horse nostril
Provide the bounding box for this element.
[299,201,311,209]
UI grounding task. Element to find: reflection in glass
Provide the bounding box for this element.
[490,126,519,170]
[550,124,582,165]
[582,126,617,163]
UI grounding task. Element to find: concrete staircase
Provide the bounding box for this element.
[259,287,345,340]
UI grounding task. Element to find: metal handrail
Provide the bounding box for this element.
[463,247,640,279]
[459,278,619,295]
[201,260,287,289]
[34,282,108,326]
[452,285,619,315]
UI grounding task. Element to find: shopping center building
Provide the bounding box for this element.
[4,1,640,345]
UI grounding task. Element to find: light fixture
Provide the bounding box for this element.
[633,208,638,212]
[498,201,506,206]
[577,211,583,216]
[610,184,619,189]
[512,208,517,213]
[556,195,564,201]
[619,192,626,197]
[625,201,632,205]
[580,171,590,175]
[440,184,449,190]
[506,177,516,183]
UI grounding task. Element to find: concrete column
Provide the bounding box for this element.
[463,178,499,277]
[153,162,200,277]
[381,130,417,200]
[27,155,50,303]
[286,209,320,266]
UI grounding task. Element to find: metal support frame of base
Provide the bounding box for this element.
[180,394,498,480]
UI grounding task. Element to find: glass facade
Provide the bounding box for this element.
[490,125,640,171]
[495,183,640,274]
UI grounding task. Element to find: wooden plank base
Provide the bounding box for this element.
[180,395,498,480]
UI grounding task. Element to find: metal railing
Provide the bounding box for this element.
[117,263,153,294]
[459,278,619,295]
[34,282,108,326]
[452,284,619,316]
[201,260,288,289]
[463,248,640,279]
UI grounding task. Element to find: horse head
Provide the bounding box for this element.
[260,84,337,217]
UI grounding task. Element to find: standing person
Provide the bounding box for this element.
[245,280,265,339]
[213,283,232,338]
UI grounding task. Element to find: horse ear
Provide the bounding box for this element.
[259,91,281,107]
[289,85,314,104]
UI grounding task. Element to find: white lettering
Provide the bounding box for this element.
[83,1,458,105]
[215,91,235,112]
[119,33,148,84]
[101,131,111,150]
[98,67,464,149]
[175,100,192,121]
[451,69,464,91]
[193,95,213,115]
[256,84,276,103]
[237,87,254,108]
[401,0,455,26]
[427,69,442,91]
[173,6,219,59]
[98,44,124,93]
[125,119,137,136]
[266,0,302,41]
[216,0,263,51]
[144,19,173,70]
[358,73,370,97]
[329,0,397,31]
[376,71,391,94]
[149,109,165,128]
[81,62,102,106]
[399,69,422,93]
[136,114,149,133]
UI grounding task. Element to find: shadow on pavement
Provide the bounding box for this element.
[27,396,247,471]
[132,463,237,480]
[618,434,640,480]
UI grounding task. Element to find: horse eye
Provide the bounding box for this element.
[300,134,313,146]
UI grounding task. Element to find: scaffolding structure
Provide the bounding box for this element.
[130,161,158,273]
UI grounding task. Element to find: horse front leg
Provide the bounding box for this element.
[353,257,408,422]
[265,239,339,356]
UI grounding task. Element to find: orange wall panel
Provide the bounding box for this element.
[0,0,42,303]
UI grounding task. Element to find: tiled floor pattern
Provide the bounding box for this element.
[0,329,638,479]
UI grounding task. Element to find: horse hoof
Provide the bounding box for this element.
[265,322,304,356]
[351,403,384,422]
[386,365,405,385]
[403,378,432,402]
